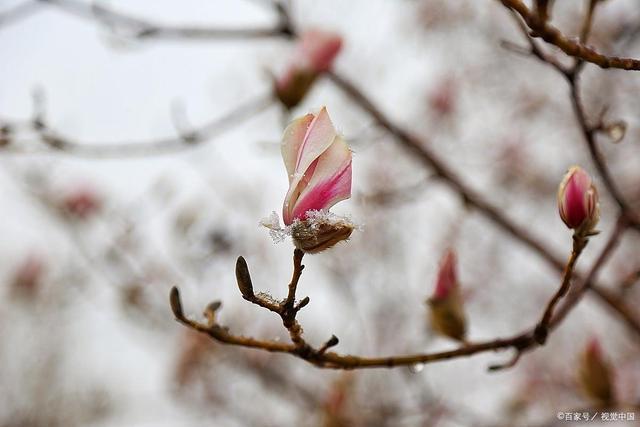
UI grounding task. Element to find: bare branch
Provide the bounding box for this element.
[0,93,275,157]
[36,0,294,41]
[499,0,640,71]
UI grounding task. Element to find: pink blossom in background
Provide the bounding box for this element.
[281,107,352,226]
[432,249,458,301]
[275,30,343,108]
[62,187,101,219]
[557,166,599,231]
[579,336,614,404]
[12,254,45,296]
[428,248,467,342]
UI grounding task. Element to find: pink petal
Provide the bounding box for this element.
[294,107,337,175]
[559,166,592,229]
[299,30,343,73]
[281,114,314,182]
[288,136,352,222]
[433,249,457,300]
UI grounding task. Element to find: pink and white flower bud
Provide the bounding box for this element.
[578,337,615,404]
[281,107,353,253]
[275,30,343,109]
[557,166,599,234]
[427,249,467,342]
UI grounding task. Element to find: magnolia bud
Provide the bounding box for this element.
[291,216,354,254]
[427,249,467,342]
[557,166,599,235]
[578,337,615,405]
[275,30,342,109]
[281,107,352,226]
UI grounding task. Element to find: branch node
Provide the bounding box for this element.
[294,296,310,312]
[318,335,339,355]
[204,301,222,327]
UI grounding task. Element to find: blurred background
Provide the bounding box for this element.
[0,0,639,426]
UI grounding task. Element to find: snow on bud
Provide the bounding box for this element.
[427,249,467,342]
[262,107,354,253]
[275,30,343,109]
[578,337,615,404]
[557,166,599,234]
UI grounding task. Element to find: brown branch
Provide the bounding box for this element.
[505,9,640,229]
[533,233,588,344]
[325,70,640,339]
[499,0,640,71]
[549,216,628,330]
[567,74,640,229]
[170,223,630,371]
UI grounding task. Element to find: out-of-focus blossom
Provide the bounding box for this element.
[578,337,615,404]
[62,187,101,219]
[322,373,353,427]
[427,249,467,342]
[12,254,46,297]
[557,166,599,234]
[428,78,456,118]
[275,30,343,109]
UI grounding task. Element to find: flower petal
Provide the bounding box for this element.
[294,107,338,176]
[433,249,457,300]
[289,135,352,222]
[299,30,343,73]
[281,113,314,182]
[558,166,592,229]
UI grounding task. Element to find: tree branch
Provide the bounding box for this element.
[0,93,275,157]
[498,0,640,71]
[326,70,640,339]
[35,0,294,41]
[170,222,629,371]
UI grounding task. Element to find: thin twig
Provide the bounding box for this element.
[326,70,640,338]
[1,93,275,157]
[533,233,588,344]
[36,0,294,41]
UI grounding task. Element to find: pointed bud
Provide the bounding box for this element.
[557,166,599,235]
[427,249,467,342]
[578,337,615,404]
[169,286,184,319]
[235,256,255,300]
[275,30,343,109]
